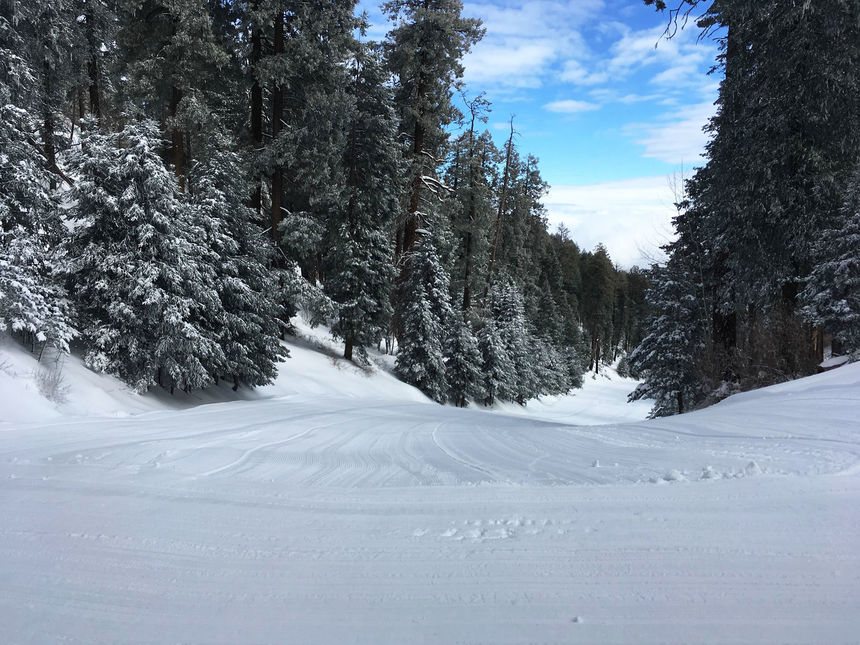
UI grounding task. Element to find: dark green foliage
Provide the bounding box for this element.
[327,45,400,360]
[801,166,860,352]
[632,0,860,413]
[445,310,484,406]
[190,143,288,387]
[629,262,707,418]
[395,234,453,402]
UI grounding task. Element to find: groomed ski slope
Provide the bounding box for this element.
[1,330,859,644]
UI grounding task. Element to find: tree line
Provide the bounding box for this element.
[631,0,860,417]
[0,0,648,405]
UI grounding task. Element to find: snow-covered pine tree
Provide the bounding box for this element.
[395,233,452,402]
[383,0,484,259]
[117,0,230,186]
[443,95,497,312]
[477,318,514,406]
[66,119,223,393]
[326,44,399,361]
[530,335,569,397]
[254,0,357,277]
[444,310,484,407]
[76,0,117,120]
[0,6,74,352]
[801,166,860,353]
[489,281,538,404]
[628,262,706,418]
[645,0,860,392]
[189,142,287,388]
[15,0,81,186]
[562,344,585,390]
[0,237,75,353]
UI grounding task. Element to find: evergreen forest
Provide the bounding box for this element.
[1,0,858,415]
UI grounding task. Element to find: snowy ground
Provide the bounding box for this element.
[2,329,860,643]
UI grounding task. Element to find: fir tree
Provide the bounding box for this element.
[66,119,223,392]
[0,6,74,351]
[629,262,707,418]
[489,281,537,404]
[326,45,399,361]
[801,167,860,353]
[0,236,75,353]
[189,142,287,388]
[118,0,230,185]
[254,0,358,275]
[443,95,496,311]
[383,0,484,257]
[395,233,452,402]
[444,310,484,407]
[477,318,514,406]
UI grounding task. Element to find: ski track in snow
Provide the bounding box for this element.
[2,364,860,643]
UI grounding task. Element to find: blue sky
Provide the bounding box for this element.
[361,0,723,267]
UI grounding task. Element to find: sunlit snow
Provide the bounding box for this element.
[2,325,859,643]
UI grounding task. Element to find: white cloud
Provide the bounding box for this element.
[629,100,715,165]
[463,40,558,89]
[560,60,609,86]
[543,99,600,114]
[460,0,604,89]
[543,176,683,268]
[559,23,716,104]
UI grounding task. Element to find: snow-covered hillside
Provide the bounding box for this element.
[0,318,428,425]
[2,329,859,644]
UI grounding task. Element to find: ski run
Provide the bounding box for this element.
[2,326,859,644]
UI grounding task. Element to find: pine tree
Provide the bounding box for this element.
[580,245,616,373]
[801,166,860,353]
[489,281,538,404]
[629,262,707,418]
[254,0,358,275]
[118,0,230,185]
[66,119,223,392]
[17,0,81,185]
[443,95,496,311]
[477,318,514,405]
[395,234,452,402]
[383,0,484,258]
[0,5,74,352]
[326,45,399,361]
[0,236,75,353]
[444,310,484,407]
[189,142,287,388]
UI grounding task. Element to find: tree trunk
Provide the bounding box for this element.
[42,60,57,191]
[344,335,354,361]
[462,231,473,310]
[462,110,477,311]
[270,6,285,244]
[170,85,185,190]
[403,119,425,254]
[484,118,515,301]
[85,7,101,119]
[250,0,263,217]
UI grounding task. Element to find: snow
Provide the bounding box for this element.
[2,328,860,643]
[821,354,850,369]
[491,365,654,425]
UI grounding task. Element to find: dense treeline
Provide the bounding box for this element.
[0,0,647,405]
[631,0,860,417]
